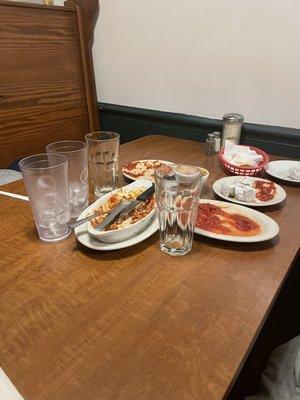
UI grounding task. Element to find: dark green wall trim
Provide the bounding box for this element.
[99,102,300,158]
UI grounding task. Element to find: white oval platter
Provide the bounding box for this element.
[194,199,279,243]
[213,176,286,207]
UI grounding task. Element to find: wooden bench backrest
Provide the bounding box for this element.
[0,0,100,167]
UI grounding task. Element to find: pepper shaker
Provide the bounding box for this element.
[221,113,244,146]
[204,133,216,156]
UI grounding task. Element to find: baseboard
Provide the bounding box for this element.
[98,103,300,158]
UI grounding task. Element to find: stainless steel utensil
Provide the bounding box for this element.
[69,202,128,230]
[93,201,131,231]
[113,184,155,221]
[68,211,102,229]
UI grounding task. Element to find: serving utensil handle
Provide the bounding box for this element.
[137,184,155,201]
[68,211,102,229]
[94,201,130,231]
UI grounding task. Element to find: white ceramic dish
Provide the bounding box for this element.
[213,176,286,207]
[265,160,300,183]
[199,167,209,184]
[87,180,156,243]
[75,217,159,251]
[194,199,279,243]
[122,159,174,182]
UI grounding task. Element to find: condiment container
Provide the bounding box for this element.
[221,113,244,146]
[204,133,215,156]
[213,131,221,153]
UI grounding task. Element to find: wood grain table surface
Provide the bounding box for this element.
[0,135,299,400]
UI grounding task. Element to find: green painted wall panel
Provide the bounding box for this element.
[99,103,300,158]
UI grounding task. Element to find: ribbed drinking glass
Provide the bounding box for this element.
[85,131,120,197]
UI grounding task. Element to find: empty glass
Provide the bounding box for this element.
[19,154,71,242]
[46,140,88,219]
[155,164,202,256]
[85,131,120,198]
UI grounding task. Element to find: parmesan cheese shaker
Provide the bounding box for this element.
[221,113,244,146]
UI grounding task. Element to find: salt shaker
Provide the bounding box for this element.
[204,133,215,156]
[213,131,221,153]
[221,113,244,146]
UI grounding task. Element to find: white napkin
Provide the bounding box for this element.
[224,140,263,166]
[0,368,25,400]
[287,166,300,181]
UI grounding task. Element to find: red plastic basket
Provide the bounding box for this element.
[218,145,269,176]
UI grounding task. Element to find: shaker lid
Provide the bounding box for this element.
[223,113,244,123]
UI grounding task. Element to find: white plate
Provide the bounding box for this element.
[75,217,159,251]
[194,199,279,243]
[265,160,300,183]
[122,159,174,181]
[213,176,286,207]
[87,180,156,243]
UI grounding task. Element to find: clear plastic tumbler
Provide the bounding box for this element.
[155,164,202,256]
[46,140,89,219]
[85,131,120,198]
[19,153,71,242]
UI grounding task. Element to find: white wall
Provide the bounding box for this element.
[93,0,300,128]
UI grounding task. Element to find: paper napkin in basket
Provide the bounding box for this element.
[224,140,263,167]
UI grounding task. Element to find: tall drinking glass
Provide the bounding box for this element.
[46,140,88,219]
[85,131,120,198]
[155,164,202,256]
[19,153,71,242]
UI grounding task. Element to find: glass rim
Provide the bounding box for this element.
[85,131,120,143]
[19,153,68,171]
[46,140,87,154]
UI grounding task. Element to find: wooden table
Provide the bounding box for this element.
[0,135,299,400]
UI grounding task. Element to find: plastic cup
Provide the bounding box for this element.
[19,153,71,242]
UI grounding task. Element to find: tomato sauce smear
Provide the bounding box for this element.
[196,203,261,236]
[254,180,276,202]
